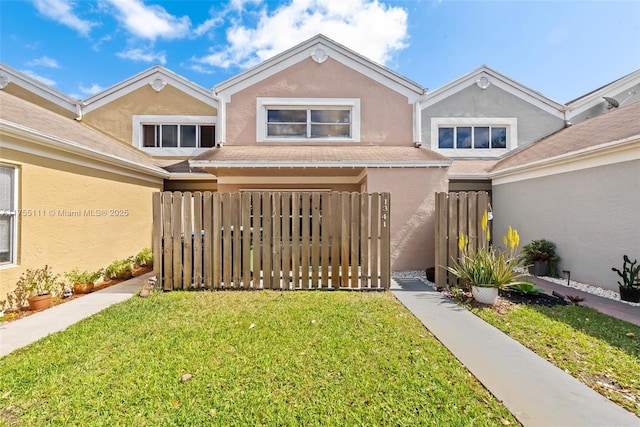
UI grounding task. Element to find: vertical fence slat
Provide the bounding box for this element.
[370,193,379,289]
[350,193,360,288]
[262,193,272,289]
[231,193,241,288]
[320,192,330,288]
[340,192,350,288]
[281,193,291,289]
[477,191,489,248]
[222,192,232,288]
[152,192,162,288]
[434,192,448,288]
[172,192,183,290]
[182,192,193,290]
[211,192,221,289]
[162,192,173,290]
[300,193,311,289]
[272,192,282,290]
[447,192,459,287]
[330,192,341,288]
[241,192,252,288]
[193,192,203,288]
[251,192,261,288]
[311,192,321,288]
[380,193,391,289]
[291,193,300,289]
[203,192,213,289]
[360,193,369,288]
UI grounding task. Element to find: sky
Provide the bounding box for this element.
[1,0,639,103]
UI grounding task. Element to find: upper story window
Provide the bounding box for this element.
[0,163,17,267]
[142,124,215,148]
[431,117,517,158]
[257,98,360,142]
[133,115,217,156]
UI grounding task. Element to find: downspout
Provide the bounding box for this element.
[413,90,428,147]
[211,90,226,147]
[75,102,84,121]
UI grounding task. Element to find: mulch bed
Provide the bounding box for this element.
[1,266,152,323]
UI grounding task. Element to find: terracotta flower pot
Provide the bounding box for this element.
[73,282,95,294]
[27,293,52,311]
[471,286,499,305]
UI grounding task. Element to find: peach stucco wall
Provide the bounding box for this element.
[83,85,217,145]
[225,57,414,145]
[366,167,449,271]
[0,148,162,302]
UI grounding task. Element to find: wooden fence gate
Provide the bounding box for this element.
[152,191,391,290]
[434,191,490,288]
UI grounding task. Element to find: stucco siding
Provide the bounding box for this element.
[83,85,217,145]
[0,148,163,302]
[492,160,640,291]
[422,84,564,149]
[366,168,449,271]
[225,57,414,145]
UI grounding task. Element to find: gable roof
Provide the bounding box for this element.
[0,91,168,181]
[491,101,640,177]
[565,68,640,118]
[214,34,425,103]
[421,65,566,119]
[0,62,79,116]
[81,65,219,115]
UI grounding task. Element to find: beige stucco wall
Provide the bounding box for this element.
[225,57,414,145]
[82,85,217,145]
[0,148,163,302]
[366,167,449,270]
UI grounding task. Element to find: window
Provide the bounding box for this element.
[267,108,351,139]
[0,164,17,266]
[142,124,215,148]
[257,98,361,142]
[430,118,516,157]
[438,126,507,149]
[133,115,217,156]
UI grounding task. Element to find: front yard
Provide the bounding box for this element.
[0,291,516,426]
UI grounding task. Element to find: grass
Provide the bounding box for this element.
[0,291,517,426]
[472,302,640,416]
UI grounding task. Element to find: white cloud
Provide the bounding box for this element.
[105,0,191,41]
[191,0,408,71]
[116,48,167,64]
[32,0,96,36]
[78,83,104,96]
[21,70,56,86]
[26,56,61,68]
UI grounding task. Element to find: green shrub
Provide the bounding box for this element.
[65,268,103,285]
[134,248,153,267]
[104,258,134,280]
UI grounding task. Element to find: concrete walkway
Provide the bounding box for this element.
[392,278,639,427]
[0,273,152,357]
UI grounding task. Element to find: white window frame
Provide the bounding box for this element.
[0,163,17,268]
[430,117,517,158]
[133,115,217,156]
[257,98,361,143]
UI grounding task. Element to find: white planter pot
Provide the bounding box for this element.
[471,286,499,305]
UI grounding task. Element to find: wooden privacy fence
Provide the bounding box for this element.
[434,191,490,288]
[152,191,391,291]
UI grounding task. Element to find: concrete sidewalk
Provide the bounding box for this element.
[391,278,639,427]
[0,273,152,357]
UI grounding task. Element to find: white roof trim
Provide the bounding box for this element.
[214,34,425,104]
[490,135,640,183]
[421,65,566,119]
[0,118,169,182]
[189,159,452,169]
[565,69,640,118]
[82,65,219,115]
[0,63,79,114]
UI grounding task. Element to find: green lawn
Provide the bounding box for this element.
[473,303,640,416]
[0,291,517,426]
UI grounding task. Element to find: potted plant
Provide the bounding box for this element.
[65,268,103,294]
[521,239,559,277]
[446,211,527,305]
[104,258,135,281]
[15,266,64,311]
[134,248,153,270]
[612,255,640,303]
